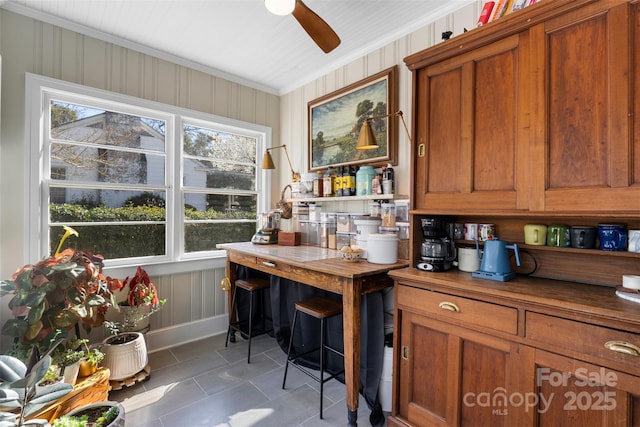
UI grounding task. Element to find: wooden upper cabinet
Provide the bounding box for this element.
[413,34,529,213]
[531,1,638,212]
[407,0,640,215]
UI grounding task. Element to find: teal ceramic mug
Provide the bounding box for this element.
[547,224,570,247]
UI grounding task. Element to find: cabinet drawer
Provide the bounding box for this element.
[229,252,256,265]
[255,256,291,273]
[397,284,518,335]
[526,312,640,375]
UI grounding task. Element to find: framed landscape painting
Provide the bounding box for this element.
[308,66,397,171]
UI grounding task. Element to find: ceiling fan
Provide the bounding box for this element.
[265,0,341,53]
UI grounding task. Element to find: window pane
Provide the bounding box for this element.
[183,159,255,191]
[183,124,257,191]
[51,143,165,185]
[184,222,256,252]
[51,224,165,259]
[51,101,166,152]
[50,189,166,221]
[184,194,257,219]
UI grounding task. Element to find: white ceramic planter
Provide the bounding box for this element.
[101,332,148,381]
[64,401,125,427]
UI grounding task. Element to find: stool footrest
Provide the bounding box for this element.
[288,360,345,385]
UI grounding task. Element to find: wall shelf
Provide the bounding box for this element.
[289,194,403,203]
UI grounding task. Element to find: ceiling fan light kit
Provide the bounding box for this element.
[264,0,295,16]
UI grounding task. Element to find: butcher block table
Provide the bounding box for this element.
[219,242,408,426]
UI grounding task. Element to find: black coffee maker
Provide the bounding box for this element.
[417,217,456,272]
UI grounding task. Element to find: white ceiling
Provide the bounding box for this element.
[1,0,474,95]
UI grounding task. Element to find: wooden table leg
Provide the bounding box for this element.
[226,258,238,342]
[343,278,362,426]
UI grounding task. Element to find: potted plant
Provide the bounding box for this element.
[76,340,104,378]
[51,346,83,386]
[101,266,165,382]
[0,339,73,427]
[106,266,165,334]
[51,401,124,427]
[0,227,124,361]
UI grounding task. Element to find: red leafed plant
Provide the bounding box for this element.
[104,266,166,335]
[124,266,162,308]
[0,226,124,357]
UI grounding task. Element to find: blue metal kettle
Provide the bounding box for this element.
[472,238,521,282]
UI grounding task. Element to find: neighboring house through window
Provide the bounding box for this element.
[26,74,270,268]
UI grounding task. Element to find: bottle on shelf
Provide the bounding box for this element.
[383,163,394,195]
[323,167,334,197]
[348,166,357,196]
[313,170,324,197]
[332,166,341,197]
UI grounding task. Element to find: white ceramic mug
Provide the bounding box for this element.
[464,223,478,241]
[628,230,640,253]
[457,247,480,272]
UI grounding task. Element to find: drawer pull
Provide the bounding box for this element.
[402,345,409,360]
[438,301,460,312]
[604,340,640,356]
[262,261,277,268]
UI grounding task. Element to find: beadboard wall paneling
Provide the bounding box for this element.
[279,1,480,200]
[0,2,481,352]
[0,9,277,352]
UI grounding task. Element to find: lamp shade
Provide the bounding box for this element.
[357,120,379,150]
[261,151,276,169]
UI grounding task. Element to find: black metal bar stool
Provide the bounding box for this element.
[225,277,272,363]
[282,296,344,419]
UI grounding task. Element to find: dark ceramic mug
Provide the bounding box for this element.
[570,226,596,249]
[598,224,627,251]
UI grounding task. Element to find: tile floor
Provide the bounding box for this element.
[109,333,388,426]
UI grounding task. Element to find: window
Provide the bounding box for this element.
[26,74,269,267]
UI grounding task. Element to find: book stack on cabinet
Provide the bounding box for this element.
[477,0,540,26]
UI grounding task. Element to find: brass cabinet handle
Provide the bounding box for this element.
[418,143,425,157]
[402,345,409,360]
[604,340,640,356]
[438,301,460,312]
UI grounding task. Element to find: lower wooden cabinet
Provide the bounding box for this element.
[388,275,640,427]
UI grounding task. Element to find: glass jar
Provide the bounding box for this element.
[356,166,375,196]
[381,203,396,227]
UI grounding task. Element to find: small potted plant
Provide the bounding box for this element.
[52,346,83,386]
[106,266,165,334]
[51,401,124,427]
[101,266,165,382]
[77,340,104,378]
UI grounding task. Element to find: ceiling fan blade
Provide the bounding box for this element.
[292,0,341,53]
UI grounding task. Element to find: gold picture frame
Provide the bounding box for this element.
[308,66,398,171]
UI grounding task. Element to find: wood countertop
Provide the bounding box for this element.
[219,242,409,278]
[389,268,640,332]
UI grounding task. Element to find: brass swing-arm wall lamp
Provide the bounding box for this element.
[357,110,412,150]
[261,144,301,182]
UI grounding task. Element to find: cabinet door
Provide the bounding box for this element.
[533,350,640,426]
[530,2,638,212]
[413,33,530,212]
[395,310,528,426]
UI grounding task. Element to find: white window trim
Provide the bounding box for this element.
[25,73,272,272]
